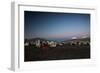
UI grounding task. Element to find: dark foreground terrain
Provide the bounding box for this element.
[24,45,90,62]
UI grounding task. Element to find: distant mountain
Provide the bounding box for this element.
[71,38,90,41]
[63,37,90,42]
[25,38,47,43]
[25,37,90,43]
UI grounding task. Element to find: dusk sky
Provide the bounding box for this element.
[24,11,90,41]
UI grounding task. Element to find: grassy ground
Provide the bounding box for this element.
[24,45,90,62]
